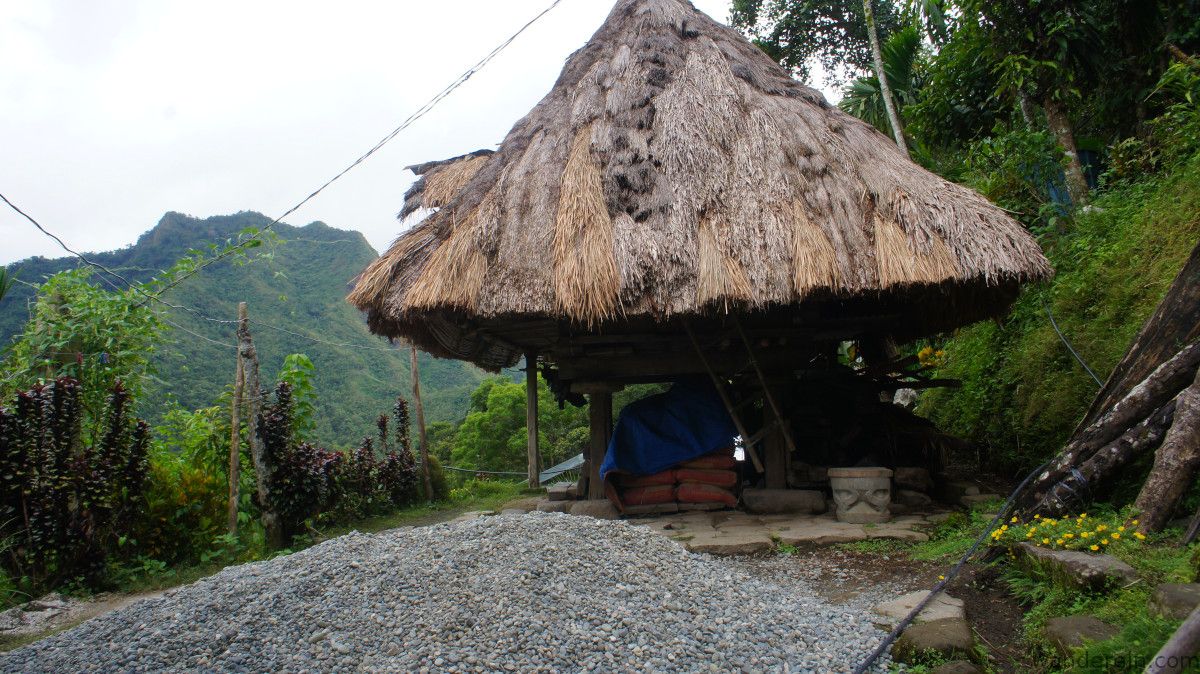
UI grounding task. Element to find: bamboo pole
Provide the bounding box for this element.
[227,303,246,535]
[411,345,433,501]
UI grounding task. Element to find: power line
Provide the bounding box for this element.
[5,0,567,356]
[144,0,566,300]
[0,192,148,297]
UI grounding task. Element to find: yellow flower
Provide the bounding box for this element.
[1090,545,1099,551]
[1042,538,1051,545]
[1034,514,1041,519]
[1001,525,1008,531]
[1081,513,1088,518]
[1064,533,1074,539]
[1096,524,1107,532]
[1101,539,1109,545]
[1056,539,1064,545]
[1132,519,1139,525]
[1118,526,1126,532]
[1011,517,1019,523]
[1112,533,1120,540]
[1080,532,1090,538]
[1135,532,1146,540]
[939,575,945,581]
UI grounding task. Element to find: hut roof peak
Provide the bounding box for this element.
[349,0,1051,369]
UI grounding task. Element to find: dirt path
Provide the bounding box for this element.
[0,590,164,652]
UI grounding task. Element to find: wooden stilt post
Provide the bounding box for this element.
[227,304,246,535]
[238,304,281,548]
[764,405,788,489]
[586,389,613,500]
[526,352,541,489]
[411,345,433,501]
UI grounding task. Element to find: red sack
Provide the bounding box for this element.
[614,470,676,488]
[680,452,737,471]
[674,468,737,489]
[676,483,737,508]
[620,485,677,506]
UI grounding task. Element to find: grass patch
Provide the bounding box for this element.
[1001,537,1199,672]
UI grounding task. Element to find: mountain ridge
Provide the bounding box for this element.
[1,211,484,446]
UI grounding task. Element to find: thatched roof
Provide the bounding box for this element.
[349,0,1050,369]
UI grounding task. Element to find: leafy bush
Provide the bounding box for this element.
[0,378,150,588]
[135,450,227,565]
[259,383,340,542]
[259,385,422,542]
[424,455,449,501]
[1,270,164,432]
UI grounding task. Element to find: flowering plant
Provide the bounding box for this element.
[989,512,1147,553]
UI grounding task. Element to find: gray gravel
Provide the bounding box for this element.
[1,512,892,672]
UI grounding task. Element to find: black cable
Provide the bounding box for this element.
[145,0,566,301]
[1044,302,1104,388]
[851,457,1054,674]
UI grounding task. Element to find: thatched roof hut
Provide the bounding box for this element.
[350,0,1050,376]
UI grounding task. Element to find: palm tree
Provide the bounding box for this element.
[862,0,910,157]
[840,26,922,141]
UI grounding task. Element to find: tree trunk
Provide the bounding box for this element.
[1018,92,1038,130]
[1042,96,1090,206]
[1020,341,1200,511]
[1135,367,1200,532]
[1032,400,1177,518]
[410,345,433,501]
[239,305,281,548]
[1079,241,1200,431]
[863,0,909,157]
[227,305,246,536]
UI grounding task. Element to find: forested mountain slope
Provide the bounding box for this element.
[1,211,485,446]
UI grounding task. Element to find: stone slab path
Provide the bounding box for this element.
[628,509,943,555]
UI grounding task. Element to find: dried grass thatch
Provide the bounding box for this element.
[349,0,1051,366]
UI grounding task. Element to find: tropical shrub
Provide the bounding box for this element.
[0,378,150,588]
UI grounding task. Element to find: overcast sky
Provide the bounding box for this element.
[1,0,833,265]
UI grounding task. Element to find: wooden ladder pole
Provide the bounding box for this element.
[733,316,799,457]
[684,321,764,473]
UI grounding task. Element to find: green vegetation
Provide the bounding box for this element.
[0,211,485,447]
[844,502,1199,671]
[921,147,1200,472]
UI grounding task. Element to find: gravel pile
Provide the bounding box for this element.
[2,512,891,673]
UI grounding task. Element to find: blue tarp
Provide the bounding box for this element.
[599,378,737,480]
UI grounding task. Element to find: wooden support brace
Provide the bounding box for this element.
[733,316,799,458]
[684,322,764,472]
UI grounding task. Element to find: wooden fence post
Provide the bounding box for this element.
[227,304,246,535]
[411,345,433,501]
[238,304,282,548]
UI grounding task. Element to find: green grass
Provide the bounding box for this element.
[920,153,1200,473]
[843,509,1005,564]
[1002,536,1198,672]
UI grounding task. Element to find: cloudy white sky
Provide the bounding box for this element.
[0,0,831,265]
